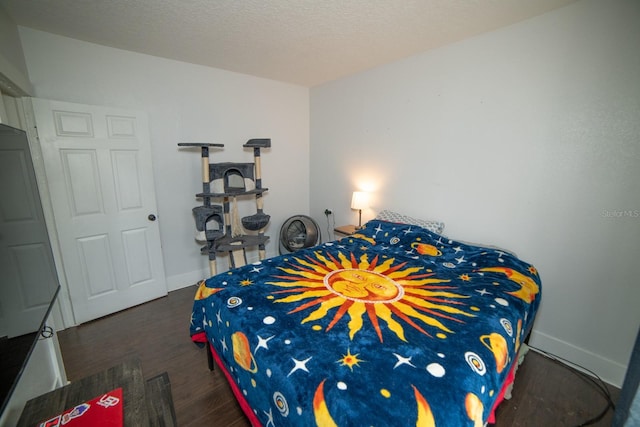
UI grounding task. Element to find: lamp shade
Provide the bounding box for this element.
[351,191,369,210]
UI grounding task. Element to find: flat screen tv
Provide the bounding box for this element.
[0,123,62,416]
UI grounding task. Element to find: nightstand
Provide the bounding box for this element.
[334,224,358,237]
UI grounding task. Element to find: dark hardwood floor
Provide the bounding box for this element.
[57,285,619,426]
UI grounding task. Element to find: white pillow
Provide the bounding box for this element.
[375,210,445,235]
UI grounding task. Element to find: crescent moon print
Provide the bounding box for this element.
[194,280,223,300]
[312,380,436,427]
[313,380,338,427]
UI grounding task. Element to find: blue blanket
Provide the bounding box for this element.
[191,219,541,426]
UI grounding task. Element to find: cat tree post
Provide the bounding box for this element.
[244,139,271,261]
[201,146,210,206]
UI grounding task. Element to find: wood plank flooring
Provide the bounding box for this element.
[57,285,619,426]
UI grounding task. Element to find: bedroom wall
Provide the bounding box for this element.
[18,28,310,290]
[0,6,32,96]
[310,0,640,387]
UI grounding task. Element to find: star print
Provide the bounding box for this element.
[453,246,463,253]
[250,266,264,273]
[288,356,313,376]
[263,408,275,427]
[435,237,445,246]
[220,336,228,352]
[403,227,413,234]
[393,353,416,369]
[374,224,384,235]
[337,348,364,371]
[455,255,466,264]
[216,310,223,324]
[255,335,275,353]
[476,288,491,296]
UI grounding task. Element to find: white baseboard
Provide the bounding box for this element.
[529,329,627,388]
[165,268,210,292]
[166,251,270,292]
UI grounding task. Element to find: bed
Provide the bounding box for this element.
[190,216,541,426]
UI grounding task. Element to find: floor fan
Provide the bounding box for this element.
[279,215,320,254]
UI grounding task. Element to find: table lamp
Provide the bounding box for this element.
[351,191,369,229]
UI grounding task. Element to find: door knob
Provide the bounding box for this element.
[148,214,157,221]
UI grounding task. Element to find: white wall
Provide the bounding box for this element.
[19,29,310,290]
[0,6,32,95]
[310,0,640,387]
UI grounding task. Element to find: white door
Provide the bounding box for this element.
[0,124,59,338]
[31,98,167,324]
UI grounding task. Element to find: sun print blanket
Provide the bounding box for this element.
[190,219,541,426]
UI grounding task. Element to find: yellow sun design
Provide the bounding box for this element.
[459,274,471,281]
[337,348,363,371]
[267,250,474,342]
[240,279,253,286]
[528,266,538,275]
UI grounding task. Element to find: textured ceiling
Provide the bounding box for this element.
[1,0,577,87]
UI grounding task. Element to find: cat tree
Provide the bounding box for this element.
[178,139,271,276]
